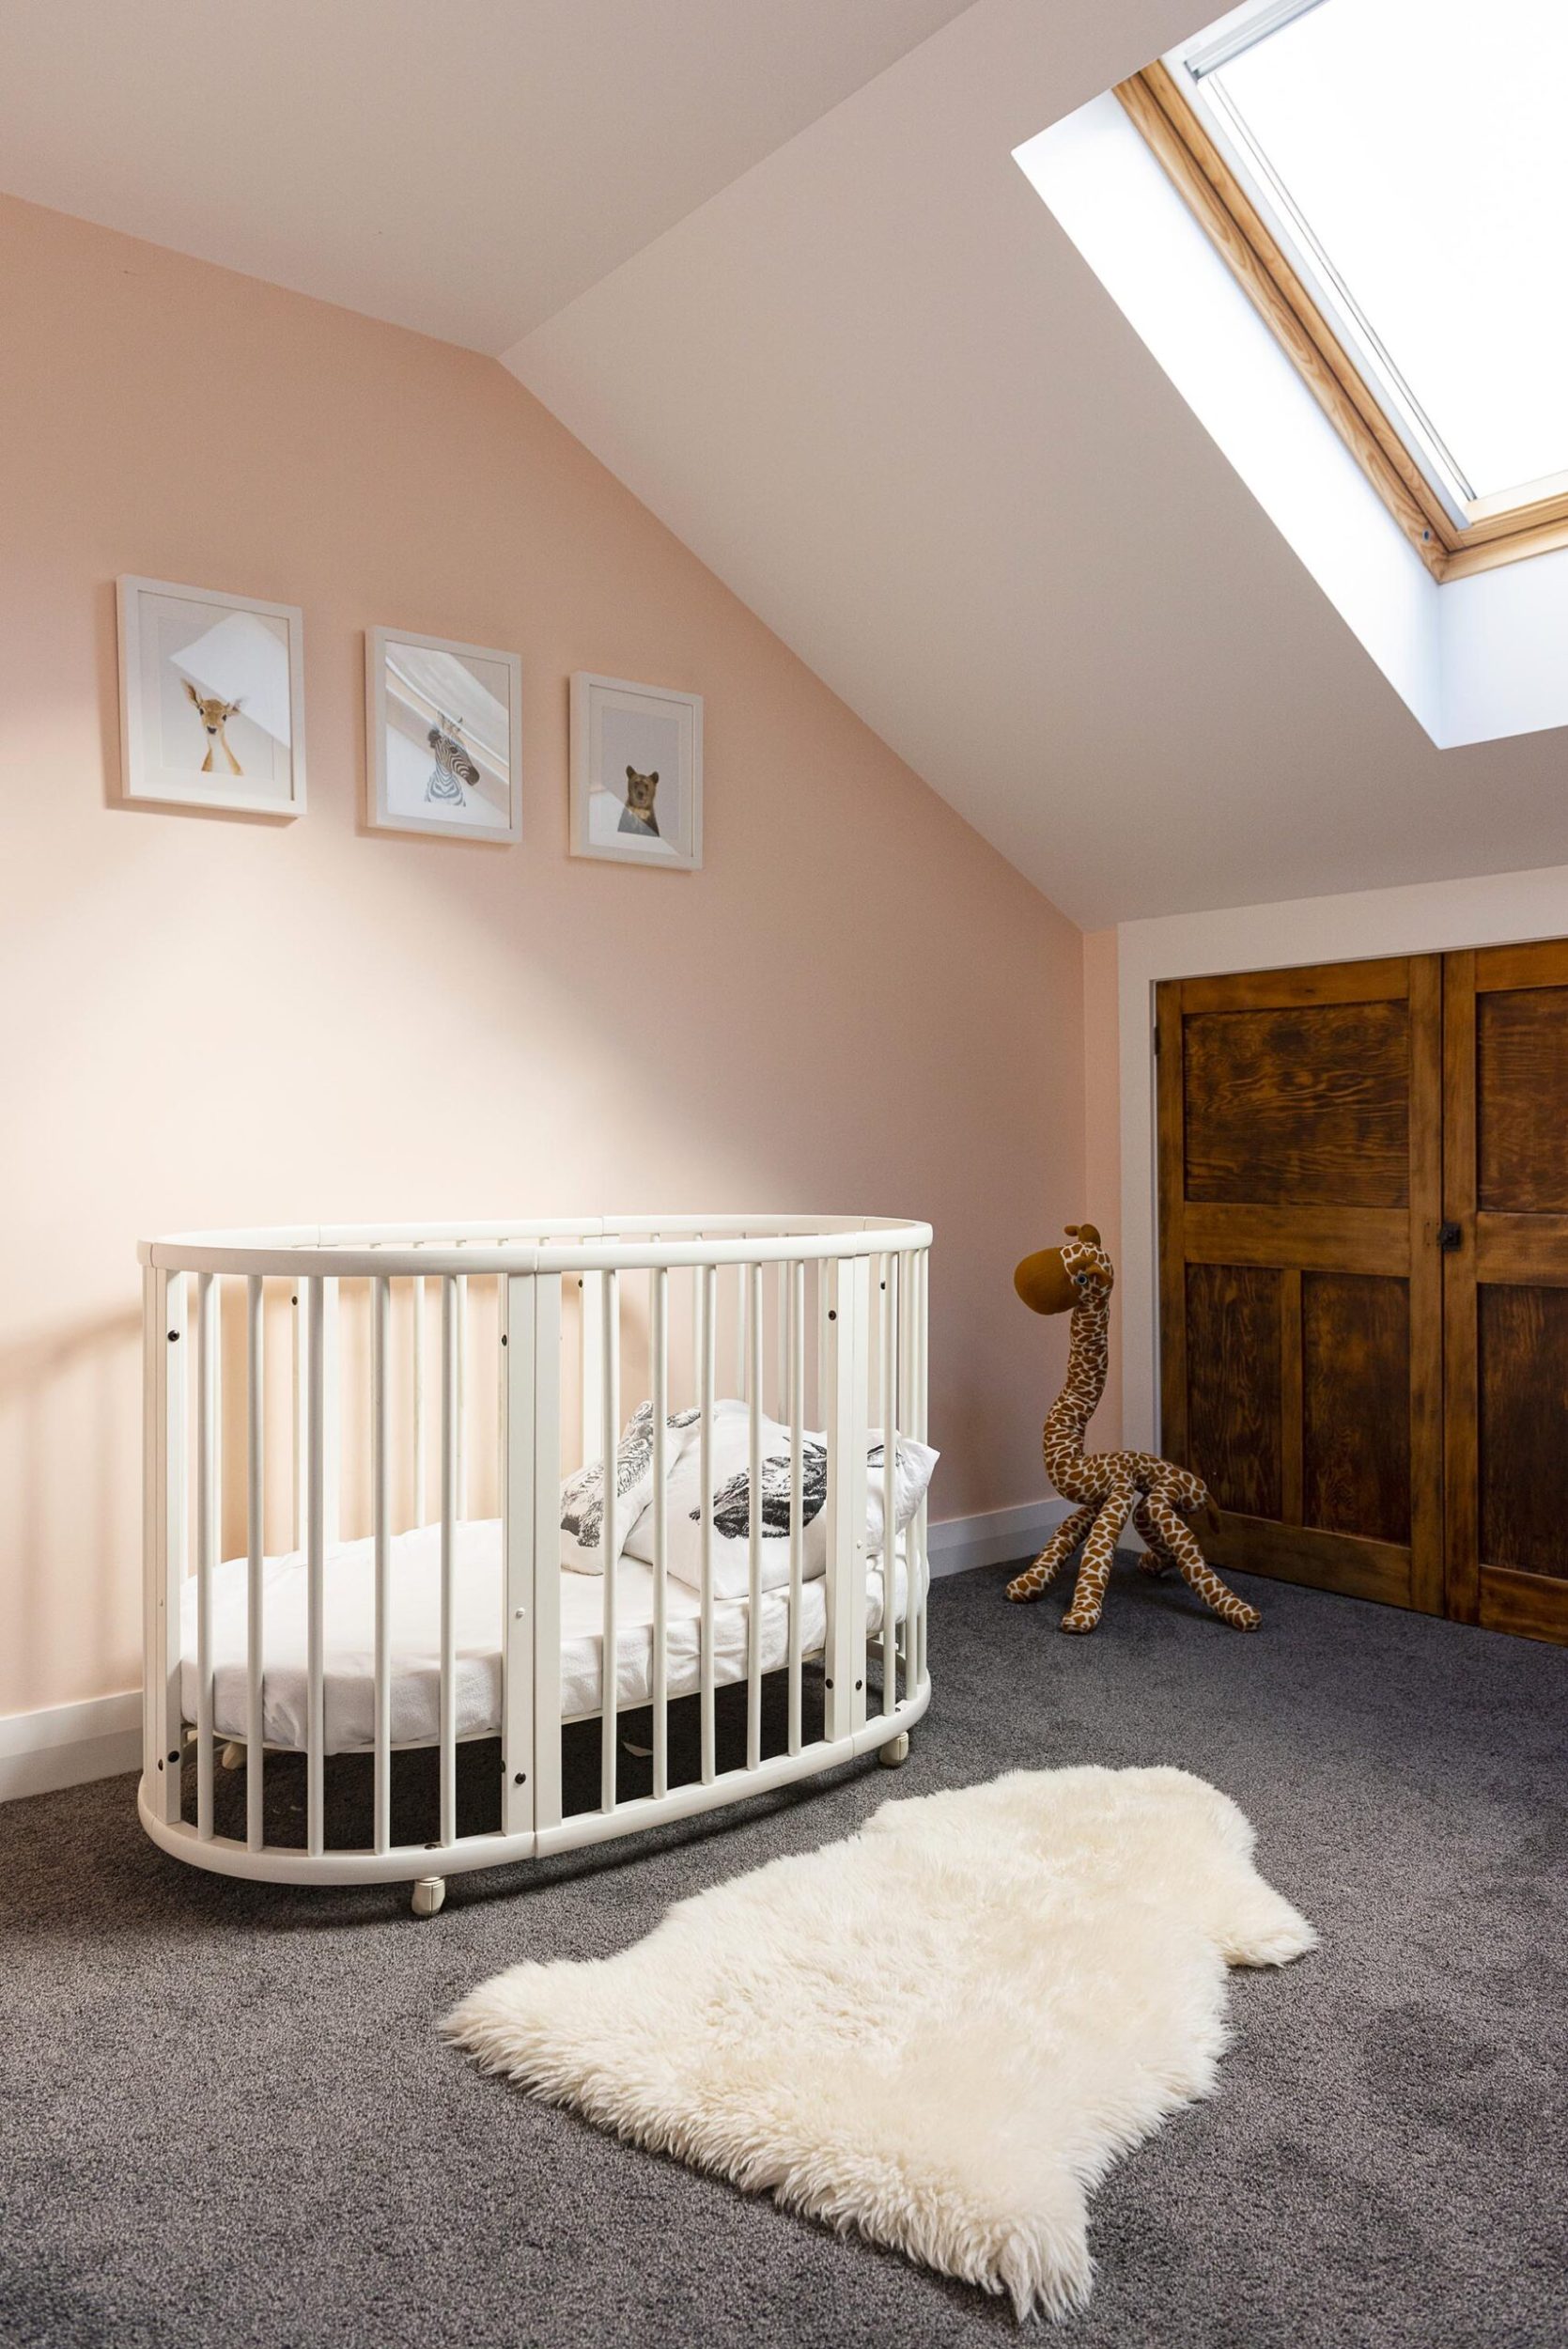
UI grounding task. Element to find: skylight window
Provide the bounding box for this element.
[1122,0,1568,577]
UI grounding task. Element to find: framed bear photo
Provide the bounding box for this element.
[569,673,703,871]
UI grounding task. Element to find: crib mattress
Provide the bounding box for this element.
[179,1519,904,1755]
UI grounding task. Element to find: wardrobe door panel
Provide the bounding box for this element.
[1477,988,1568,1212]
[1301,1273,1412,1546]
[1184,1001,1410,1207]
[1158,956,1441,1612]
[1185,1263,1281,1520]
[1448,941,1568,1643]
[1477,1284,1568,1583]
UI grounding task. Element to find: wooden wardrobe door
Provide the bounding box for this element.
[1445,941,1568,1644]
[1157,957,1444,1611]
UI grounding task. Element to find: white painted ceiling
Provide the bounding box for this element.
[7,0,1565,924]
[504,0,1568,925]
[0,0,973,348]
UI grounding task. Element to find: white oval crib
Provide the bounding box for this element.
[138,1216,933,1911]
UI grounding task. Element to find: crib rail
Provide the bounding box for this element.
[138,1216,932,1896]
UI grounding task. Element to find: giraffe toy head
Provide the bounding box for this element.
[1014,1223,1114,1316]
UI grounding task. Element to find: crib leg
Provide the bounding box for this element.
[411,1876,446,1919]
[877,1732,909,1768]
[220,1741,245,1771]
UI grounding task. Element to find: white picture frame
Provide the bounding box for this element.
[365,627,523,845]
[569,672,703,870]
[116,575,306,817]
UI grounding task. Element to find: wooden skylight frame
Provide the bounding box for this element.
[1116,59,1568,583]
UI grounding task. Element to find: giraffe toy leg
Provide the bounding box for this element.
[1006,1501,1097,1601]
[1141,1489,1261,1630]
[1061,1480,1135,1634]
[1131,1494,1178,1577]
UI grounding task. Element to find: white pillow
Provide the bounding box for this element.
[864,1431,937,1555]
[621,1398,937,1599]
[560,1400,700,1573]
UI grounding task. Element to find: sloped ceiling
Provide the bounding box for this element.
[0,0,974,348]
[5,0,1565,925]
[505,0,1568,926]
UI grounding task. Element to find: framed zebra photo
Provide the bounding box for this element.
[365,627,522,844]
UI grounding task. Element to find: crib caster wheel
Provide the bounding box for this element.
[411,1876,446,1919]
[220,1741,245,1771]
[877,1732,909,1768]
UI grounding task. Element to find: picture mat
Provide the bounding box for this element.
[571,673,702,869]
[366,628,522,844]
[588,700,686,859]
[382,643,513,827]
[117,576,305,816]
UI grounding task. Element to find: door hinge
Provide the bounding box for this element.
[1152,1025,1161,1057]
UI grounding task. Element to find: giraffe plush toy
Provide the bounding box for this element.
[1006,1224,1261,1634]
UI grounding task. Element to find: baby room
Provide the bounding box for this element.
[2,4,1564,2344]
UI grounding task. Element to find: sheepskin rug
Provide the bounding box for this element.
[444,1766,1315,2319]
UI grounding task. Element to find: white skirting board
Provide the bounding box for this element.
[0,1690,142,1805]
[0,1502,1074,1805]
[926,1496,1074,1578]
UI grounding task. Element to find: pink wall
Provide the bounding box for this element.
[0,194,1085,1720]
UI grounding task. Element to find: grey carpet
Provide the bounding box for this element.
[3,1557,1566,2349]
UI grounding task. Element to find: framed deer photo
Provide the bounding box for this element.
[365,627,522,845]
[569,673,703,870]
[116,576,306,817]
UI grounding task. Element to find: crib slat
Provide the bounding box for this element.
[735,1252,747,1401]
[901,1259,910,1701]
[698,1263,717,1784]
[194,1272,219,1841]
[775,1258,787,1422]
[292,1283,306,1553]
[914,1249,929,1690]
[371,1275,392,1855]
[245,1275,265,1853]
[532,1275,564,1833]
[455,1268,469,1521]
[905,1251,919,1692]
[599,1268,620,1815]
[651,1267,670,1801]
[412,1273,427,1527]
[501,1273,536,1843]
[143,1267,185,1828]
[439,1274,458,1848]
[581,1267,604,1470]
[305,1277,326,1858]
[823,1254,869,1746]
[882,1255,899,1720]
[321,1275,341,1549]
[786,1260,805,1757]
[746,1261,764,1772]
[871,1251,881,1430]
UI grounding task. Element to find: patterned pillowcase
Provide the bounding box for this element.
[620,1400,938,1598]
[560,1401,700,1574]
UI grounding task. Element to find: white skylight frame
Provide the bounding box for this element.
[1159,0,1568,561]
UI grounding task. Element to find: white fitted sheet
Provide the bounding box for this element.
[179,1519,906,1755]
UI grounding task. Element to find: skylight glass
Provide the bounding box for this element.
[1173,0,1568,518]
